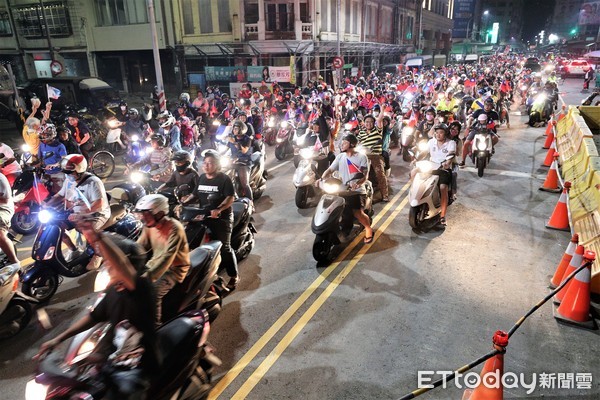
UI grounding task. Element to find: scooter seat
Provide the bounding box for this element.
[100,204,127,230]
[231,199,249,227]
[156,317,201,369]
[180,206,206,223]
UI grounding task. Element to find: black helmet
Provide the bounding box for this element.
[150,134,166,147]
[40,124,57,141]
[172,150,192,164]
[363,114,376,123]
[128,108,139,115]
[232,120,248,134]
[449,121,462,132]
[251,106,260,114]
[433,123,450,136]
[424,106,436,115]
[484,97,494,106]
[342,133,359,147]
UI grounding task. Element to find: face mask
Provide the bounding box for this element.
[120,106,127,111]
[373,111,380,117]
[176,164,187,172]
[426,114,434,121]
[65,174,76,182]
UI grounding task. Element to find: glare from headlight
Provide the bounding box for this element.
[220,157,231,168]
[300,148,314,159]
[536,93,547,102]
[139,149,146,157]
[417,141,429,152]
[322,182,341,193]
[280,121,288,128]
[416,161,434,173]
[521,85,528,91]
[476,141,487,151]
[268,118,275,128]
[94,268,111,292]
[212,120,220,126]
[344,123,352,130]
[296,136,306,146]
[107,119,120,128]
[402,127,414,136]
[131,135,139,142]
[130,172,143,184]
[25,380,49,400]
[276,137,284,143]
[21,144,31,152]
[38,210,52,224]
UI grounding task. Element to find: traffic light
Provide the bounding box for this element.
[570,28,577,35]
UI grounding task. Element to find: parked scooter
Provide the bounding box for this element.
[26,309,220,400]
[310,174,374,262]
[0,236,38,339]
[19,208,143,303]
[408,160,456,231]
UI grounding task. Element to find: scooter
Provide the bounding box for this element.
[292,123,311,168]
[0,236,38,339]
[470,127,494,177]
[19,208,143,303]
[293,146,329,209]
[179,196,256,262]
[274,120,295,160]
[408,159,456,231]
[400,126,416,162]
[26,309,220,400]
[310,174,374,262]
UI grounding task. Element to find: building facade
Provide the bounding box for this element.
[479,0,525,44]
[418,0,455,54]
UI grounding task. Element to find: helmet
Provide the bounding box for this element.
[477,88,487,96]
[177,102,187,109]
[134,194,169,217]
[179,92,191,103]
[284,91,292,99]
[446,89,454,95]
[108,235,148,273]
[61,154,88,174]
[251,106,260,114]
[433,123,449,136]
[172,150,192,164]
[40,124,57,141]
[160,116,176,128]
[342,133,358,147]
[365,89,374,96]
[201,149,221,168]
[180,116,191,126]
[128,108,139,115]
[484,97,495,106]
[363,114,376,123]
[350,98,359,105]
[232,120,248,134]
[424,106,436,115]
[477,114,489,124]
[150,134,166,147]
[110,184,146,206]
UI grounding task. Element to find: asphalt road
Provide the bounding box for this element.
[2,77,600,400]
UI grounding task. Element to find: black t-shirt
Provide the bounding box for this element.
[197,172,235,218]
[90,276,158,374]
[164,168,200,193]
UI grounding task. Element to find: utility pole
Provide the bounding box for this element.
[336,0,341,88]
[38,0,54,62]
[418,0,424,52]
[147,0,166,112]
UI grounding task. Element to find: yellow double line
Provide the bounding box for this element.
[209,181,412,399]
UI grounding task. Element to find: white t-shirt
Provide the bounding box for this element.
[58,173,110,220]
[0,143,22,176]
[428,138,456,164]
[0,173,14,214]
[328,151,369,194]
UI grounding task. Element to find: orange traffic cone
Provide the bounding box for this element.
[546,182,571,231]
[542,121,555,149]
[462,331,508,400]
[550,234,579,288]
[542,141,557,167]
[554,244,584,304]
[539,152,561,193]
[553,250,597,330]
[557,105,567,122]
[543,115,554,137]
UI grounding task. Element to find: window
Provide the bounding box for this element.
[13,2,72,38]
[406,16,413,39]
[199,0,213,33]
[182,0,194,34]
[0,10,13,36]
[345,0,351,32]
[94,0,148,26]
[352,1,358,33]
[266,1,293,31]
[217,0,231,32]
[245,0,259,24]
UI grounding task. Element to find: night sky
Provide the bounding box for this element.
[521,0,556,41]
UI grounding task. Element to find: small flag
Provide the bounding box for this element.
[32,173,42,204]
[346,158,361,175]
[74,187,92,211]
[47,85,61,100]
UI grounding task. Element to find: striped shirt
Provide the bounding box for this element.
[357,128,383,155]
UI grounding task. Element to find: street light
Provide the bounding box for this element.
[482,10,490,43]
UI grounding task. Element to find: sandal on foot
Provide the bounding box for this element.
[439,217,447,226]
[363,234,374,244]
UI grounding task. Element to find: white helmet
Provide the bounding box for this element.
[134,194,169,216]
[61,154,88,174]
[179,92,191,103]
[160,116,176,128]
[477,114,488,124]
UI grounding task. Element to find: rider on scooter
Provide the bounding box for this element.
[320,134,374,244]
[229,120,254,200]
[460,112,499,167]
[156,151,200,205]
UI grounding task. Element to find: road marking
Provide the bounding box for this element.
[266,160,291,173]
[208,181,411,399]
[231,196,410,399]
[461,166,544,179]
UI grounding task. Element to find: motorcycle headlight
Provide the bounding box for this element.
[268,119,275,128]
[322,182,341,194]
[344,123,353,130]
[476,140,487,151]
[107,119,119,129]
[521,85,528,91]
[25,380,49,400]
[536,93,547,102]
[38,210,52,224]
[296,135,306,146]
[21,144,31,153]
[402,127,414,136]
[94,268,111,292]
[276,137,284,143]
[299,148,314,159]
[220,156,231,168]
[131,135,139,142]
[130,172,144,184]
[417,141,429,152]
[138,149,146,157]
[212,120,221,126]
[280,121,288,128]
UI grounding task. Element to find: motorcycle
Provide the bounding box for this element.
[11,150,53,235]
[274,120,295,160]
[470,127,494,177]
[179,196,256,262]
[220,148,267,201]
[311,174,374,262]
[293,146,330,209]
[0,236,38,339]
[408,159,456,231]
[528,91,553,127]
[26,309,220,400]
[263,114,278,146]
[400,126,416,162]
[19,207,143,303]
[292,122,311,168]
[497,97,511,128]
